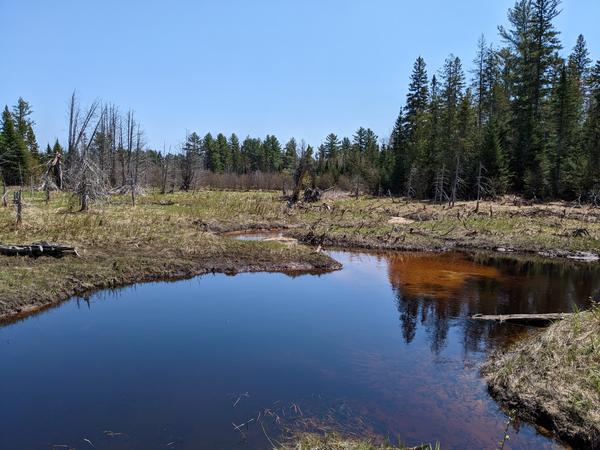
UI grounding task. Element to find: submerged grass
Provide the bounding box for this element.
[482,304,600,448]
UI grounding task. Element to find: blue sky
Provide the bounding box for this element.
[1,0,599,150]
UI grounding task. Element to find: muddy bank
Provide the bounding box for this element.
[285,227,600,262]
[482,309,600,448]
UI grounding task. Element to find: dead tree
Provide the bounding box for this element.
[159,149,171,195]
[449,155,464,208]
[290,143,313,204]
[67,92,99,166]
[405,166,417,199]
[65,94,106,211]
[1,170,7,207]
[13,190,22,225]
[42,152,62,202]
[434,164,447,204]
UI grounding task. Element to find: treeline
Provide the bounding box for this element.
[2,0,599,202]
[387,0,600,201]
[180,0,600,201]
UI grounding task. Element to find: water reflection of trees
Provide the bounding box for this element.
[387,252,600,354]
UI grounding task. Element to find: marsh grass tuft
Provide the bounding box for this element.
[482,302,600,447]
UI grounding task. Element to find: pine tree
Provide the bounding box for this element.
[215,133,229,173]
[229,134,242,173]
[283,138,298,171]
[390,109,407,192]
[584,61,600,191]
[241,137,262,172]
[0,106,30,185]
[262,135,282,172]
[550,63,585,197]
[439,55,466,171]
[480,119,510,195]
[12,97,39,160]
[203,133,219,172]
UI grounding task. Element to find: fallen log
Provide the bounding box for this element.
[470,313,573,325]
[0,241,78,258]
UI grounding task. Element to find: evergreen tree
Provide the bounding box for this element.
[229,134,242,173]
[241,136,262,172]
[203,133,219,172]
[283,138,298,171]
[584,61,600,191]
[262,135,282,172]
[12,97,39,160]
[0,106,30,185]
[550,62,585,197]
[215,133,229,173]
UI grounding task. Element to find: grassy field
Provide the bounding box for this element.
[1,188,599,322]
[483,305,600,448]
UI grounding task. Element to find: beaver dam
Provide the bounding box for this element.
[1,246,599,449]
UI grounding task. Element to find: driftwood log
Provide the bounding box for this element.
[0,241,78,257]
[470,313,573,325]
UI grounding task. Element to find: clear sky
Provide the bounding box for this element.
[1,0,599,151]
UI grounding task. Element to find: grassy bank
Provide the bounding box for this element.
[141,190,599,257]
[482,306,600,448]
[0,190,340,322]
[1,189,598,321]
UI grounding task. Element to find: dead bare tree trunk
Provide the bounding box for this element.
[1,172,7,207]
[13,190,22,225]
[475,162,483,213]
[290,143,313,204]
[449,156,462,208]
[159,150,170,195]
[434,164,447,204]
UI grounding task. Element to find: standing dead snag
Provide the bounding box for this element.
[449,155,464,208]
[42,151,63,202]
[289,143,314,204]
[1,171,7,208]
[13,190,22,225]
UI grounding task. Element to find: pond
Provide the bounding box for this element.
[1,246,599,449]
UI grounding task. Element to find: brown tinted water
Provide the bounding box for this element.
[1,246,599,449]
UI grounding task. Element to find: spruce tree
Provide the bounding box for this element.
[283,138,298,171]
[215,133,229,173]
[584,61,600,191]
[228,134,242,173]
[0,106,30,185]
[12,97,39,160]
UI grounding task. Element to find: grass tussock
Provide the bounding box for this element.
[482,304,600,447]
[277,433,439,450]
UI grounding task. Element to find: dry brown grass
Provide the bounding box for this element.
[482,305,600,448]
[276,433,438,450]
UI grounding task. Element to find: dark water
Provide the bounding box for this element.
[1,248,599,450]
